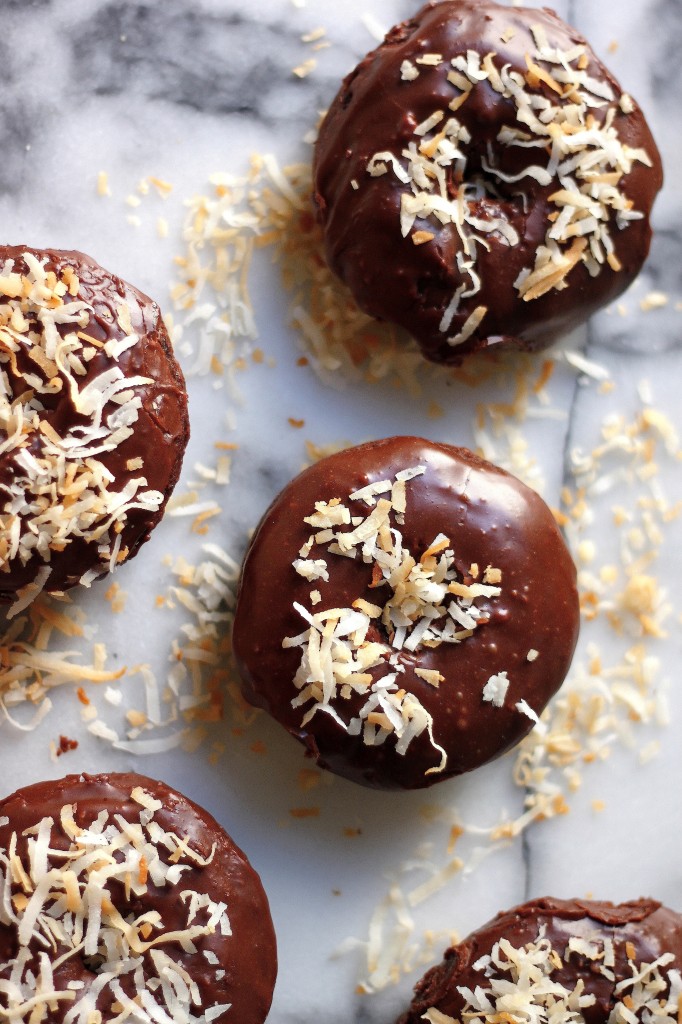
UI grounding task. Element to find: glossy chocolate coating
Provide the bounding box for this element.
[233,436,579,790]
[0,772,277,1024]
[398,897,682,1024]
[314,1,663,364]
[0,246,189,597]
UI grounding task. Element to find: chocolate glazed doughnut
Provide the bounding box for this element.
[0,772,277,1024]
[232,437,579,790]
[314,1,663,364]
[0,246,189,606]
[398,897,682,1024]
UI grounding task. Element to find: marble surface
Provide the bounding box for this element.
[0,0,680,1022]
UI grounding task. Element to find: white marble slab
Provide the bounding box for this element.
[0,1,679,1022]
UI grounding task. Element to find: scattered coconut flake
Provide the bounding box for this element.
[401,60,419,82]
[361,12,387,42]
[481,671,509,707]
[639,291,669,312]
[564,349,611,381]
[97,170,111,197]
[301,27,326,43]
[516,697,545,731]
[293,58,317,78]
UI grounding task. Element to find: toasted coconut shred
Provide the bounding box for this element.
[0,254,162,603]
[368,31,652,338]
[422,929,682,1024]
[284,467,502,774]
[0,786,231,1022]
[0,595,123,731]
[79,542,243,758]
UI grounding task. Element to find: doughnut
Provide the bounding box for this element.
[0,246,189,606]
[232,436,579,790]
[313,0,663,364]
[0,772,277,1024]
[397,897,682,1024]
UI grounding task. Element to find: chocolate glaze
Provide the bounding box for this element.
[398,897,682,1024]
[232,436,579,790]
[0,772,277,1024]
[314,1,663,364]
[0,246,190,597]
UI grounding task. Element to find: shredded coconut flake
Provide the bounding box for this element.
[482,670,510,707]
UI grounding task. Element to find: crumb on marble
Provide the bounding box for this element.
[297,768,322,791]
[301,27,326,43]
[638,740,660,764]
[54,735,78,757]
[148,176,173,198]
[96,170,111,197]
[289,806,321,819]
[640,291,669,312]
[293,58,316,78]
[104,581,127,614]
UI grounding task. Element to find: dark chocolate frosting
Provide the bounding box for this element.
[0,246,189,598]
[398,897,682,1024]
[0,772,277,1024]
[233,436,579,790]
[314,0,663,364]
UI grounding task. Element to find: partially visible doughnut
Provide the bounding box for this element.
[0,772,277,1024]
[398,897,682,1024]
[314,0,663,364]
[232,436,579,790]
[0,246,189,608]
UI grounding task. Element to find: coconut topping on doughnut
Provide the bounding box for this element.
[399,899,682,1024]
[283,466,503,771]
[314,1,663,364]
[0,785,231,1022]
[0,252,165,601]
[371,33,653,343]
[422,928,682,1024]
[234,437,580,789]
